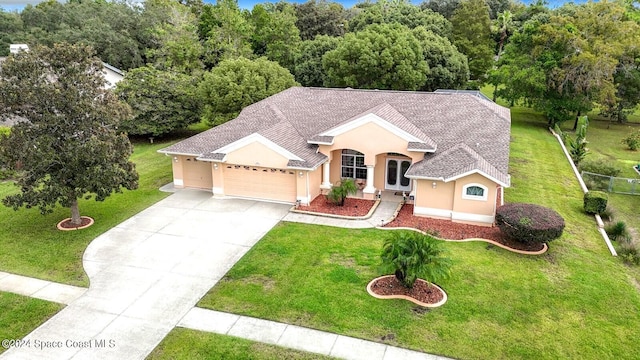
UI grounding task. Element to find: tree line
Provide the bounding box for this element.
[1,0,639,135]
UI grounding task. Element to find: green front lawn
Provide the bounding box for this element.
[0,292,63,354]
[198,107,640,359]
[0,140,174,286]
[147,328,334,360]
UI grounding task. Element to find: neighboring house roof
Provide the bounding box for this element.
[102,62,124,77]
[159,87,511,185]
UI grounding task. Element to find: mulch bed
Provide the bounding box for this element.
[370,276,443,305]
[297,195,375,217]
[58,216,93,229]
[385,204,544,252]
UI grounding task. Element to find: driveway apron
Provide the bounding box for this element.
[1,190,291,360]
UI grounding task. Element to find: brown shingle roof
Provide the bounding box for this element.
[160,87,510,183]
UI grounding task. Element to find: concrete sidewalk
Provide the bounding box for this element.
[0,271,86,305]
[179,308,454,360]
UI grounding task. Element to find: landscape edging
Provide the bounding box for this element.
[376,226,548,255]
[290,199,381,220]
[366,275,447,308]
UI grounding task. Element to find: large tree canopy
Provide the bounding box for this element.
[412,26,469,91]
[323,23,428,90]
[17,0,146,70]
[295,0,347,40]
[494,1,640,126]
[198,0,253,68]
[199,57,299,126]
[115,66,202,137]
[293,35,341,87]
[450,0,494,81]
[0,44,138,225]
[249,2,302,71]
[350,0,452,39]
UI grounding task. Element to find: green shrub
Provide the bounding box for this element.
[496,203,565,244]
[326,178,357,206]
[380,231,451,288]
[622,130,640,151]
[578,159,622,177]
[583,191,608,215]
[600,205,616,222]
[0,126,10,137]
[618,238,640,266]
[605,221,629,241]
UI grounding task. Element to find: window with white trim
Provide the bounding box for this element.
[341,149,367,179]
[462,184,488,201]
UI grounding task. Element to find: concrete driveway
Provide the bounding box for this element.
[2,190,291,360]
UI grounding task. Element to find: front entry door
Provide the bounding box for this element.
[385,159,411,191]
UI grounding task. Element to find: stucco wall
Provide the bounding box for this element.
[415,180,455,214]
[413,173,499,226]
[308,166,322,202]
[172,156,185,187]
[452,173,497,219]
[211,162,224,195]
[225,141,290,168]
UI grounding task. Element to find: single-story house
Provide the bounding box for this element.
[159,87,511,226]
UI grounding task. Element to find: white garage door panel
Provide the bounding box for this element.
[224,166,296,203]
[183,158,213,189]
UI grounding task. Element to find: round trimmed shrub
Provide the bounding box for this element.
[496,203,565,244]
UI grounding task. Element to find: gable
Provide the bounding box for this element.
[216,133,300,168]
[223,141,291,168]
[322,113,423,143]
[329,120,417,158]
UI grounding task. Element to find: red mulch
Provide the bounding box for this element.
[297,195,375,217]
[58,216,92,229]
[385,204,544,252]
[370,276,443,305]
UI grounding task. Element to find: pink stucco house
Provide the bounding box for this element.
[159,87,511,226]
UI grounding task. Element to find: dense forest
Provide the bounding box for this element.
[1,0,639,136]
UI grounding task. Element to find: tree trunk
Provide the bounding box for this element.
[492,83,498,102]
[572,110,581,131]
[70,199,82,226]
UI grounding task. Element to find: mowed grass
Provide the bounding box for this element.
[0,292,63,354]
[0,139,175,286]
[199,107,640,359]
[147,328,335,360]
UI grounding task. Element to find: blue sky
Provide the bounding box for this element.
[0,0,582,12]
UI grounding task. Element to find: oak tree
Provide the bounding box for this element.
[0,44,139,226]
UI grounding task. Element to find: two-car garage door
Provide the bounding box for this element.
[223,165,297,203]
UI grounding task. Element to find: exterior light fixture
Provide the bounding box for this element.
[213,163,218,170]
[173,156,178,162]
[432,182,437,189]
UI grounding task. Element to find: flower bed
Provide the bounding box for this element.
[296,195,375,217]
[384,204,544,252]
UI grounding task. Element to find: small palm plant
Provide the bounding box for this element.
[327,178,358,206]
[381,231,451,289]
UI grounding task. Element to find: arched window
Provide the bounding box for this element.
[462,184,488,201]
